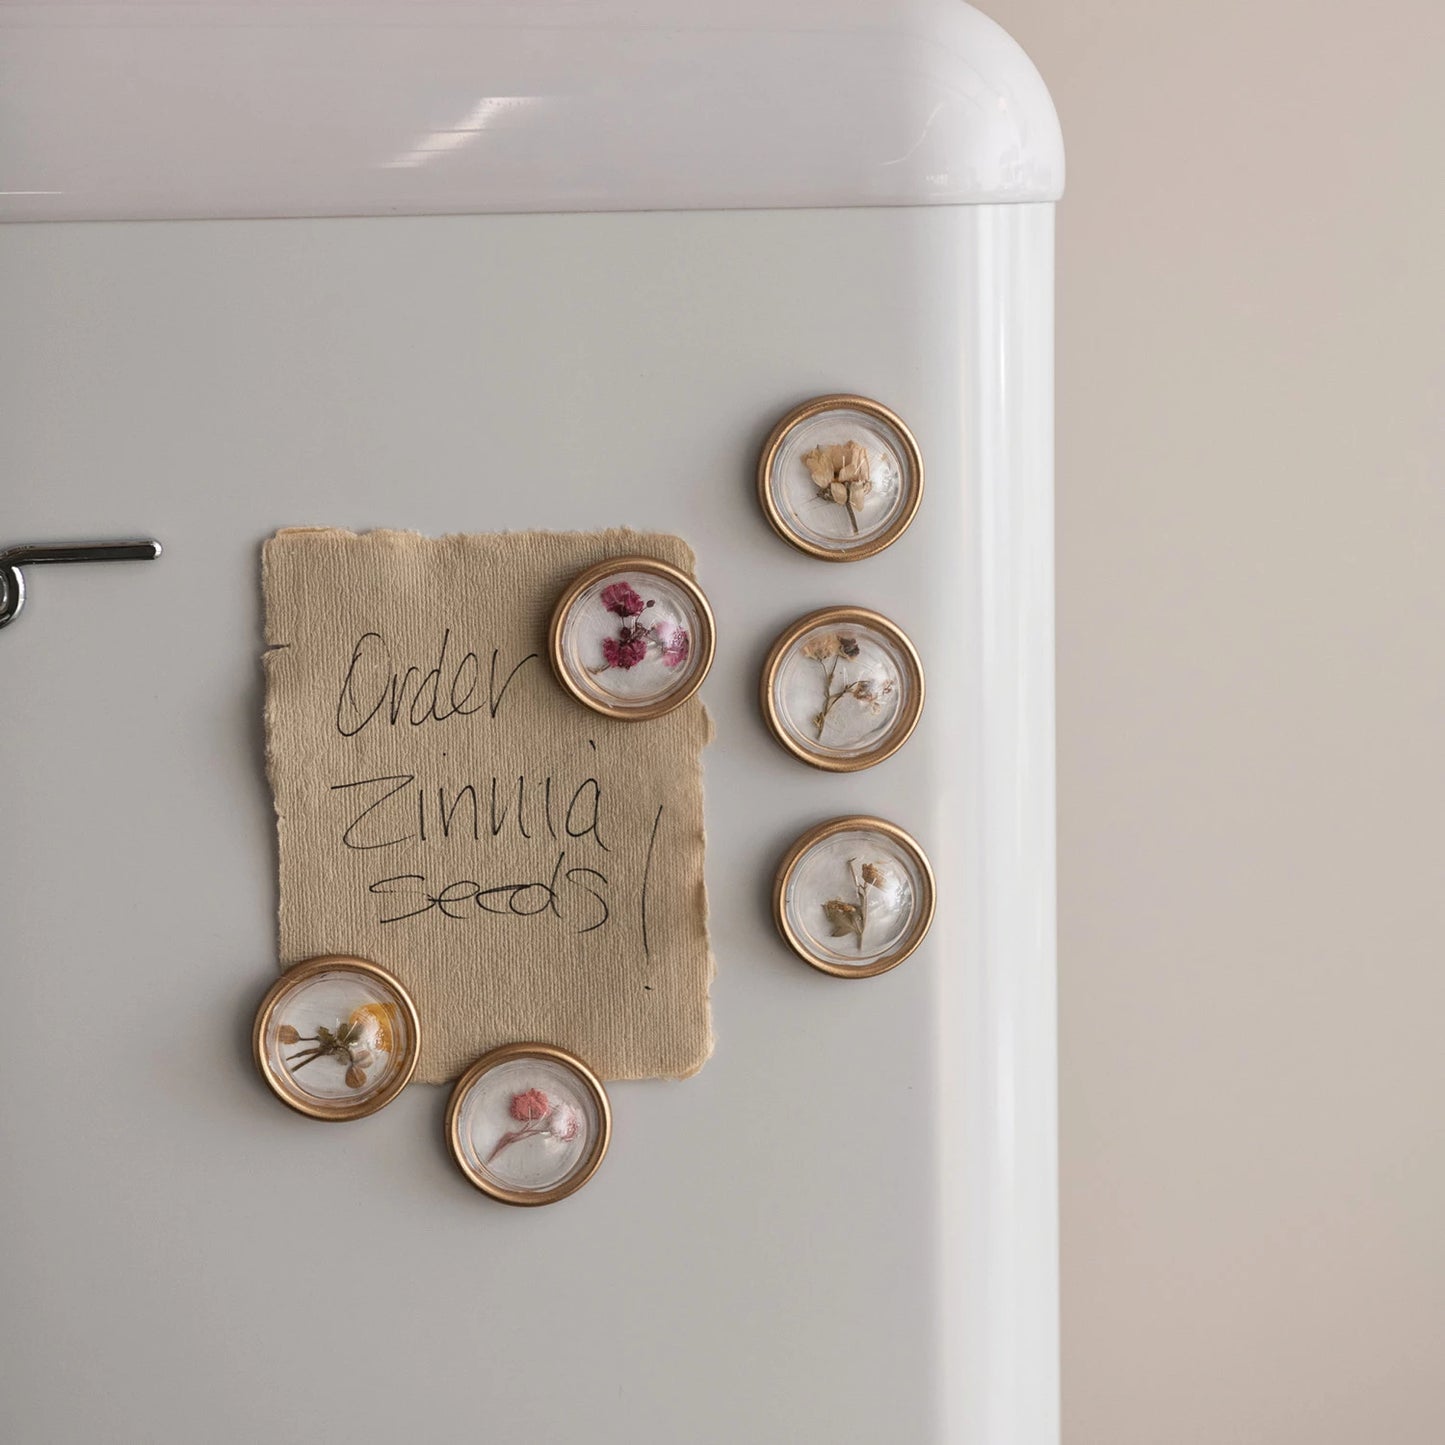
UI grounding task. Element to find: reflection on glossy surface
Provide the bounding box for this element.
[0,1,1063,222]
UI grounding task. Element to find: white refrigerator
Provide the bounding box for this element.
[0,3,1063,1440]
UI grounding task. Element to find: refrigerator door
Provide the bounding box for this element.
[0,6,1060,1443]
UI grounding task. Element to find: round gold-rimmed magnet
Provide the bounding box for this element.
[447,1042,612,1207]
[253,955,421,1122]
[760,605,924,771]
[758,394,924,562]
[773,816,937,978]
[548,555,715,721]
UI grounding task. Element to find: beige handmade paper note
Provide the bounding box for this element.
[263,528,713,1084]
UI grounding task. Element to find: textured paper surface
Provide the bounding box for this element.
[263,528,713,1084]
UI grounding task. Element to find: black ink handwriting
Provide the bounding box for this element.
[335,630,537,738]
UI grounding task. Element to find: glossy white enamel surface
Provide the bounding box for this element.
[0,203,1057,1442]
[0,0,1064,222]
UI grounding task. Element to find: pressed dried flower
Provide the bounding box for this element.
[549,1104,581,1143]
[600,581,649,618]
[488,1089,584,1165]
[850,676,896,715]
[663,632,690,669]
[595,584,693,677]
[802,441,873,533]
[655,619,691,670]
[510,1088,551,1123]
[280,1014,376,1088]
[349,1001,399,1054]
[823,856,892,953]
[601,633,649,669]
[805,632,889,739]
[803,442,869,489]
[823,898,864,940]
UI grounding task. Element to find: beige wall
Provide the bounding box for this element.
[988,3,1445,1441]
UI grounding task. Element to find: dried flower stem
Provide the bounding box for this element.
[486,1119,551,1164]
[279,1010,385,1089]
[814,654,846,736]
[852,860,870,944]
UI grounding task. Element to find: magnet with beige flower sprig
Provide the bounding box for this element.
[252,955,421,1121]
[758,394,924,562]
[761,605,925,771]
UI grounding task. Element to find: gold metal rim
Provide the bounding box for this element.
[446,1041,613,1207]
[759,604,925,772]
[772,815,937,978]
[756,393,925,563]
[252,954,422,1122]
[547,554,716,722]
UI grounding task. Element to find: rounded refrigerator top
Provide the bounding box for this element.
[0,0,1065,223]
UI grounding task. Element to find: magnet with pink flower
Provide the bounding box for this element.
[549,555,715,720]
[447,1043,611,1205]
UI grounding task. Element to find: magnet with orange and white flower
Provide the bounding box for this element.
[549,556,715,721]
[447,1043,612,1206]
[252,955,421,1121]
